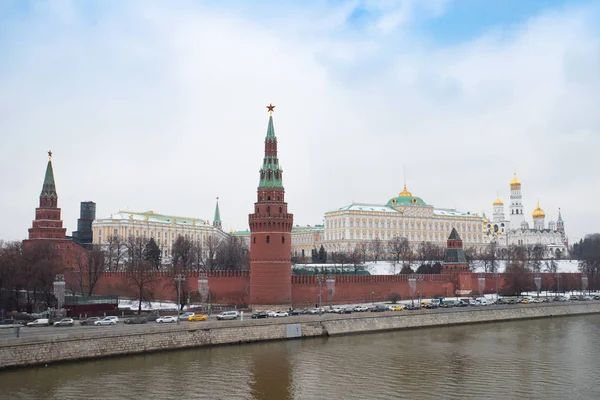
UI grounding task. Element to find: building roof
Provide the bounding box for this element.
[40,159,57,198]
[328,203,402,214]
[231,230,251,236]
[213,200,221,224]
[98,211,209,226]
[433,208,474,217]
[292,225,325,232]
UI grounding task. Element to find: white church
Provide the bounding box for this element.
[484,172,568,257]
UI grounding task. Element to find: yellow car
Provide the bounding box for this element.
[188,314,208,322]
[390,305,404,311]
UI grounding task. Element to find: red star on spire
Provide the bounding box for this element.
[266,103,275,113]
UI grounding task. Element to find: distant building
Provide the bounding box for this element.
[92,200,228,261]
[484,172,568,256]
[72,201,96,247]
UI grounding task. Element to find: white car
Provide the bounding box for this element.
[156,316,177,323]
[266,310,277,318]
[216,311,239,320]
[94,317,117,326]
[179,312,195,320]
[476,298,494,306]
[353,305,369,312]
[468,299,480,306]
[274,311,289,317]
[308,308,324,314]
[26,318,50,327]
[53,318,74,327]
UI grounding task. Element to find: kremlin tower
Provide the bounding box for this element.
[26,151,67,241]
[248,105,294,310]
[509,172,524,228]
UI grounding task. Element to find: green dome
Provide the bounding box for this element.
[386,196,427,207]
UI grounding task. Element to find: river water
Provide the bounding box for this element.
[1,315,599,400]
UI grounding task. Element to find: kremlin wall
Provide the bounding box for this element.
[22,107,583,310]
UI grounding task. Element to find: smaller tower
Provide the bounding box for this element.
[532,202,545,230]
[509,172,525,228]
[492,197,504,223]
[556,208,565,234]
[213,197,222,230]
[442,228,469,272]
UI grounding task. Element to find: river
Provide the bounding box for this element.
[1,315,599,400]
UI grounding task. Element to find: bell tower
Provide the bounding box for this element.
[248,104,294,310]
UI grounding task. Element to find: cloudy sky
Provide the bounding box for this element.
[1,0,599,242]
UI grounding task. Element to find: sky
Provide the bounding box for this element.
[1,0,599,243]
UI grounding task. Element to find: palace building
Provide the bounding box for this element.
[92,200,229,261]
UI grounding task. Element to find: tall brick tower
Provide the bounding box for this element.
[27,151,67,240]
[249,104,294,310]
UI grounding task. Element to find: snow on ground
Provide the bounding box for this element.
[118,299,178,311]
[363,259,580,275]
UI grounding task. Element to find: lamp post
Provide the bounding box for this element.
[53,274,66,314]
[371,291,374,305]
[326,277,336,310]
[555,272,560,296]
[417,275,424,306]
[316,275,324,315]
[534,273,542,298]
[174,274,186,325]
[582,275,588,296]
[198,274,209,315]
[408,276,417,306]
[493,272,499,302]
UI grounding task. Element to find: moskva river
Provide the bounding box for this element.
[2,315,599,400]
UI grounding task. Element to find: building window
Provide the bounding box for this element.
[282,236,285,244]
[266,235,270,244]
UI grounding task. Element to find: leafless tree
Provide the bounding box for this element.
[124,237,158,313]
[215,236,249,270]
[171,235,195,271]
[205,235,221,271]
[105,234,126,271]
[71,246,105,296]
[370,238,383,263]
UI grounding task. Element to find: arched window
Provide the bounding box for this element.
[266,235,270,244]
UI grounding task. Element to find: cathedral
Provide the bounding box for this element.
[484,172,568,256]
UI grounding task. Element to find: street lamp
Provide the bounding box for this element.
[198,274,209,314]
[417,275,424,306]
[493,272,499,302]
[174,274,186,325]
[316,275,324,315]
[534,273,542,298]
[408,276,417,306]
[53,274,65,313]
[326,277,336,310]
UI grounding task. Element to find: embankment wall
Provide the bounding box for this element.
[2,302,600,369]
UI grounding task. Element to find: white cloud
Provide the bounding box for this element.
[0,1,598,243]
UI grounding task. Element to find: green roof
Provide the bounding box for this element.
[40,160,57,197]
[213,200,221,224]
[386,196,427,207]
[258,114,284,189]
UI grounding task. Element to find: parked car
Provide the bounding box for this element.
[404,304,422,310]
[308,308,324,314]
[80,317,101,326]
[370,305,388,312]
[94,317,117,326]
[252,312,269,319]
[217,311,239,320]
[477,298,494,306]
[265,310,277,318]
[289,309,303,316]
[124,317,148,324]
[440,300,457,308]
[389,305,403,311]
[353,305,370,312]
[146,314,160,321]
[328,307,342,314]
[156,316,177,323]
[468,299,480,306]
[274,311,289,317]
[0,319,16,325]
[54,318,74,327]
[179,312,195,320]
[341,307,354,314]
[554,296,568,302]
[26,319,50,327]
[456,300,469,307]
[103,316,119,324]
[188,314,207,322]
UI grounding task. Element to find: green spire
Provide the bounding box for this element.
[259,111,284,189]
[266,114,276,140]
[40,155,57,198]
[213,198,222,229]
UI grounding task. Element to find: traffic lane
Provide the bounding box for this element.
[11,301,599,341]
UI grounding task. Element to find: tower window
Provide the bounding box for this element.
[253,236,256,244]
[267,206,270,215]
[279,207,282,213]
[267,196,271,201]
[282,236,285,244]
[266,235,270,244]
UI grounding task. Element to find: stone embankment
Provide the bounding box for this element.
[2,302,600,369]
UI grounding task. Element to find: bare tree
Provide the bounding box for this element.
[215,236,249,270]
[124,237,157,314]
[370,238,383,263]
[71,246,105,296]
[205,235,221,271]
[105,235,125,271]
[171,236,194,271]
[531,244,545,273]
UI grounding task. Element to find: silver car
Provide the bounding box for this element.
[94,317,117,326]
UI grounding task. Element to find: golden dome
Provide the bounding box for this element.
[510,172,521,186]
[493,197,504,206]
[532,202,545,219]
[398,184,412,197]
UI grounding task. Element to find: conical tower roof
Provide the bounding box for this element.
[448,227,461,241]
[259,105,284,189]
[40,152,57,198]
[214,199,221,224]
